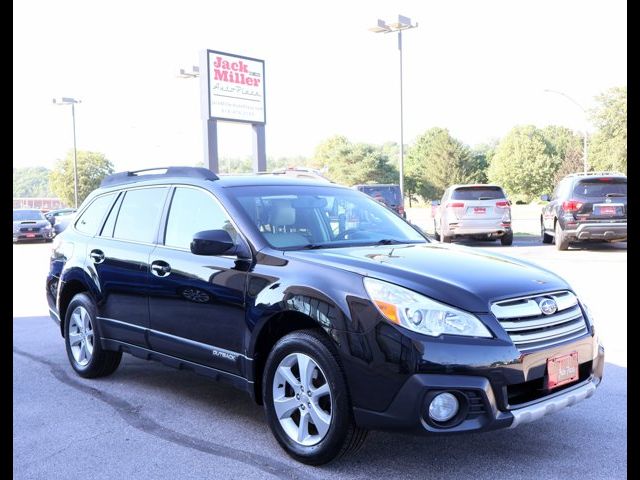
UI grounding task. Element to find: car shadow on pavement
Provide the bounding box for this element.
[85,354,625,479]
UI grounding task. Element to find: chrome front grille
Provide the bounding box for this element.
[491,291,588,352]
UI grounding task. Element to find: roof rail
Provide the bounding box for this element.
[564,171,626,178]
[100,167,219,187]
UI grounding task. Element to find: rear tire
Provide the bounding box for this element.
[554,221,569,251]
[541,220,553,244]
[433,220,440,241]
[263,330,367,465]
[441,221,452,243]
[64,293,122,378]
[500,231,514,246]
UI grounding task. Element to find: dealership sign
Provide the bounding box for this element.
[205,50,265,124]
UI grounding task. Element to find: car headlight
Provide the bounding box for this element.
[363,278,492,338]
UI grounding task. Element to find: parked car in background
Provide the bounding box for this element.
[45,208,77,226]
[354,184,405,218]
[13,209,54,242]
[271,167,331,182]
[53,213,76,236]
[47,167,603,465]
[540,172,627,250]
[433,184,512,245]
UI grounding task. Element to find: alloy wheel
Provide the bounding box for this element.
[68,305,94,366]
[272,352,333,446]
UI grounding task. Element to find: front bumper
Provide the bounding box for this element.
[351,341,604,434]
[14,230,54,242]
[564,222,627,241]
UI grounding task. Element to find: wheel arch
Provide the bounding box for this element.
[58,268,99,337]
[249,310,336,405]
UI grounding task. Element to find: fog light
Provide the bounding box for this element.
[428,392,459,422]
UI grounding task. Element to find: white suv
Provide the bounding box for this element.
[433,184,513,245]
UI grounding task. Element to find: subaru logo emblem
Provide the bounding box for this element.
[539,298,558,316]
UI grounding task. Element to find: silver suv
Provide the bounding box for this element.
[433,184,513,245]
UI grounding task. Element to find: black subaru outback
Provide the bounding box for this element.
[47,167,604,465]
[541,171,627,250]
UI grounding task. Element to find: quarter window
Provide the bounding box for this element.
[112,188,168,243]
[164,187,237,249]
[75,193,116,235]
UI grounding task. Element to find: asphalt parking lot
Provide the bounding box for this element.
[13,238,627,479]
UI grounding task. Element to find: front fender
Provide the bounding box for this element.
[246,282,351,356]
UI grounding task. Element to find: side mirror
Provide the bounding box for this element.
[540,194,550,202]
[431,200,441,206]
[191,230,235,256]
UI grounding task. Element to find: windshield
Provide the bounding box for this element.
[228,185,426,250]
[13,210,45,221]
[451,186,505,200]
[573,178,627,197]
[359,186,401,206]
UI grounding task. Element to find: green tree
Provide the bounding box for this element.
[469,139,500,185]
[540,125,583,182]
[541,125,582,161]
[312,135,397,186]
[405,128,478,201]
[49,150,114,206]
[588,86,626,173]
[487,125,561,200]
[13,167,54,197]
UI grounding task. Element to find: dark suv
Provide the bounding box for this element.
[354,184,405,218]
[47,167,604,465]
[541,172,627,250]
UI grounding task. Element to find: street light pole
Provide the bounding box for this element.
[53,97,81,208]
[544,89,589,173]
[71,102,78,208]
[370,15,418,202]
[398,28,405,202]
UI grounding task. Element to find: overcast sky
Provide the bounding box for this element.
[13,0,626,172]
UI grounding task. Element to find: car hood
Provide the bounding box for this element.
[13,219,50,228]
[284,243,570,313]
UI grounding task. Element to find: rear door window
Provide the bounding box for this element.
[450,187,505,200]
[573,178,627,197]
[112,187,168,243]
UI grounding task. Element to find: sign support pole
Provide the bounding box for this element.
[200,50,220,173]
[252,124,266,172]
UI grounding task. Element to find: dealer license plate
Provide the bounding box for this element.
[594,204,622,216]
[547,351,579,390]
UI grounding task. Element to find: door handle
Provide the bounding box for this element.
[151,261,171,277]
[89,250,105,264]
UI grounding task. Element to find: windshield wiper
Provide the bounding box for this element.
[375,239,406,245]
[605,193,626,198]
[300,243,327,249]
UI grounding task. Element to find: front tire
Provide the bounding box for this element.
[554,221,569,251]
[263,330,367,465]
[64,293,122,378]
